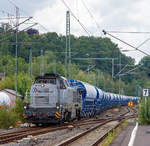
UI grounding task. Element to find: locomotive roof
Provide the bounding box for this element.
[35,73,60,79]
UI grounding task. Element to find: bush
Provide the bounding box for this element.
[13,97,24,121]
[139,98,150,125]
[0,98,24,129]
[0,108,17,128]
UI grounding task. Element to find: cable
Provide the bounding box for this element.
[106,31,150,34]
[7,0,50,33]
[136,38,150,49]
[0,23,37,43]
[0,10,14,17]
[0,17,32,34]
[61,0,92,36]
[7,0,18,8]
[103,30,150,57]
[81,0,102,35]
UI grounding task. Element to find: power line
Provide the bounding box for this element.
[103,30,150,57]
[0,23,37,43]
[1,17,32,34]
[61,0,92,36]
[106,31,150,34]
[0,10,14,17]
[0,16,28,20]
[7,0,50,33]
[7,0,18,7]
[0,17,33,35]
[81,0,102,35]
[73,58,118,60]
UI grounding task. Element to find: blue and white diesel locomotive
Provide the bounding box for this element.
[24,73,139,124]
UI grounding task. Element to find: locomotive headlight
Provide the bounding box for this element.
[24,106,27,109]
[56,106,59,109]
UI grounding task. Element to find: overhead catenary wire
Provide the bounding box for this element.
[114,37,150,78]
[103,30,150,57]
[61,0,92,36]
[80,0,102,35]
[119,64,143,77]
[0,23,38,43]
[0,16,29,20]
[7,0,50,33]
[0,10,15,17]
[106,31,150,34]
[1,17,33,34]
[136,38,150,49]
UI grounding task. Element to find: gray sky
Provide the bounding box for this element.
[1,0,150,63]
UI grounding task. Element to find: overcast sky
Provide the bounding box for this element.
[1,0,150,63]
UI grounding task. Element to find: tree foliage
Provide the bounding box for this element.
[0,24,148,97]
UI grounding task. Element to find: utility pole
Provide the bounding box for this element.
[103,72,106,91]
[29,49,32,77]
[15,6,19,94]
[94,73,96,86]
[112,58,114,92]
[97,70,100,88]
[119,53,121,94]
[88,65,90,82]
[65,11,71,79]
[53,59,56,73]
[138,86,141,96]
[112,58,114,79]
[40,49,44,76]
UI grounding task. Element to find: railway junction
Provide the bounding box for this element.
[0,0,150,146]
[0,106,138,146]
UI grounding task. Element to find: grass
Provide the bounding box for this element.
[102,120,129,146]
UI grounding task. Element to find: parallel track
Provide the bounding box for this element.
[0,106,136,144]
[57,107,137,146]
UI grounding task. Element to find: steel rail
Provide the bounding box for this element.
[58,119,115,146]
[92,114,137,146]
[57,108,137,146]
[0,107,135,144]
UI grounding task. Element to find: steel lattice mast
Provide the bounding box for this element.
[65,11,71,79]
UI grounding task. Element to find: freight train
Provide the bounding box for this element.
[23,73,139,125]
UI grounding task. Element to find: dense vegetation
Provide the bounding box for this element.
[0,24,150,126]
[1,24,149,96]
[0,98,24,128]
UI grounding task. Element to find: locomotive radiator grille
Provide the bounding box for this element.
[33,88,50,105]
[34,95,49,105]
[31,86,58,106]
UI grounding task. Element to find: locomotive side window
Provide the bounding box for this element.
[60,80,66,89]
[64,80,69,87]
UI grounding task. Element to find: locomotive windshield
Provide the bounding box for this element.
[35,78,56,84]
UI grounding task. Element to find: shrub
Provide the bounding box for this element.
[0,98,25,129]
[0,108,17,128]
[139,98,150,125]
[13,97,24,121]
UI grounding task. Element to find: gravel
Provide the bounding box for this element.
[1,106,128,146]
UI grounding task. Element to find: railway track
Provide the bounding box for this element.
[0,106,137,145]
[0,118,109,144]
[57,107,137,146]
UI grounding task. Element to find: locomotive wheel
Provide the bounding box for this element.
[76,109,81,120]
[64,111,71,122]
